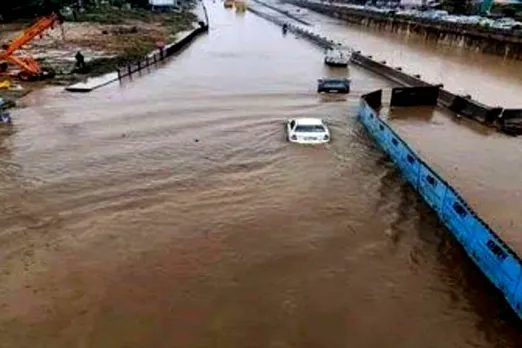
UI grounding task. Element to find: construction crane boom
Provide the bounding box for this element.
[0,13,63,81]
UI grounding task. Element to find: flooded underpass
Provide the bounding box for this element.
[1,1,522,347]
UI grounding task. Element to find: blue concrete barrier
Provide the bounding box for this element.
[358,88,522,320]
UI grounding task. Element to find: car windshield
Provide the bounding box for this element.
[323,79,347,84]
[295,125,325,133]
[324,81,345,86]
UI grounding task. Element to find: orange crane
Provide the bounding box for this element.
[0,13,64,81]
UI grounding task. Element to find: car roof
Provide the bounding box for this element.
[293,118,324,126]
[319,78,350,83]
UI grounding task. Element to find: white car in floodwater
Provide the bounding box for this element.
[287,118,330,144]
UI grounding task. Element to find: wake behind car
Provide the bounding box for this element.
[287,118,330,144]
[317,78,350,94]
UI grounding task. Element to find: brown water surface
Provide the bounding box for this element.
[0,2,521,347]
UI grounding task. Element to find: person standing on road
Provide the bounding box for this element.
[75,51,86,71]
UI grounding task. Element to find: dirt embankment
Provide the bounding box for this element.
[0,4,198,103]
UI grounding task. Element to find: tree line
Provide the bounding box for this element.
[0,0,150,20]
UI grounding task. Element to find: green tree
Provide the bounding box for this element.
[0,0,153,20]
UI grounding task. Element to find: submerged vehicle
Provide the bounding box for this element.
[286,118,330,144]
[317,78,350,94]
[0,98,12,124]
[324,48,350,68]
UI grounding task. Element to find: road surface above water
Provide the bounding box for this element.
[267,0,522,107]
[0,2,521,347]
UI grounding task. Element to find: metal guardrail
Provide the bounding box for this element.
[117,52,163,79]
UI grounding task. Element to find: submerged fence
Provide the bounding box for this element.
[358,86,522,321]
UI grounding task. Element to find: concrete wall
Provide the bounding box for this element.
[359,90,522,321]
[285,0,522,60]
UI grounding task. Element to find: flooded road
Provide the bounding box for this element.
[1,2,522,347]
[266,0,522,107]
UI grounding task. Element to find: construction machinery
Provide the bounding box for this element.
[0,13,63,81]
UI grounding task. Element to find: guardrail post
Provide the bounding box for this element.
[127,64,131,77]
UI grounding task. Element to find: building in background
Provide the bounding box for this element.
[148,0,181,10]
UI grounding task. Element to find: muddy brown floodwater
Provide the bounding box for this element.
[1,2,522,347]
[267,0,522,107]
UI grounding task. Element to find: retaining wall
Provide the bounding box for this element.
[358,86,522,321]
[284,0,522,60]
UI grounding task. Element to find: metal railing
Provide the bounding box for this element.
[116,51,165,80]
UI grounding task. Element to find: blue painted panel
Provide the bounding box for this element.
[440,189,476,249]
[365,109,380,136]
[470,223,520,299]
[383,130,404,165]
[373,119,391,153]
[395,144,420,189]
[510,278,522,318]
[417,163,447,214]
[359,101,379,136]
